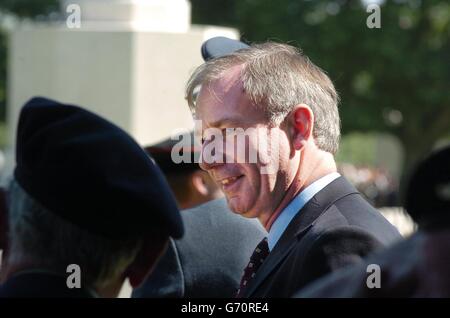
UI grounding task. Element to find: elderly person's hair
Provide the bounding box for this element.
[186,42,341,155]
[5,180,142,290]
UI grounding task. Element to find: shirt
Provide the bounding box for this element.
[268,172,341,251]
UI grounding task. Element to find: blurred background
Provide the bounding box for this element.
[0,0,448,233]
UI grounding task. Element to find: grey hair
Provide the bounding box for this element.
[186,42,341,154]
[6,180,142,290]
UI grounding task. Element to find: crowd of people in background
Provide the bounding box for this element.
[339,163,398,207]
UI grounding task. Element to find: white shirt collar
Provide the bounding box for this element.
[267,172,341,251]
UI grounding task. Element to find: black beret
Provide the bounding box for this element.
[145,131,201,175]
[14,97,183,240]
[201,36,249,61]
[405,145,450,227]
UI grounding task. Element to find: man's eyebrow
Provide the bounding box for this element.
[207,117,241,128]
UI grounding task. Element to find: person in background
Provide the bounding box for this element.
[0,97,183,298]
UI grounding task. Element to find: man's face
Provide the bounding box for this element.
[195,66,298,220]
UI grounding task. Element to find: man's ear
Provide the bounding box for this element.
[289,104,314,151]
[125,235,169,289]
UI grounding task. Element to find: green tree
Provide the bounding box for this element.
[0,0,59,135]
[0,0,59,18]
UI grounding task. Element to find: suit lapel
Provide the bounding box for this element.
[243,177,359,297]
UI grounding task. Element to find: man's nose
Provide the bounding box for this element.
[199,140,226,171]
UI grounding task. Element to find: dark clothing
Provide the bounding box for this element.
[295,229,450,298]
[132,199,267,298]
[0,272,95,298]
[241,177,402,298]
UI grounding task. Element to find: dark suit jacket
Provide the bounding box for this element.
[295,229,450,297]
[0,272,95,298]
[242,176,402,298]
[132,198,267,298]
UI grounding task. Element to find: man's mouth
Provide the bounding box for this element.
[219,175,244,190]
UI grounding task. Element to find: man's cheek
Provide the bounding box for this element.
[207,171,219,186]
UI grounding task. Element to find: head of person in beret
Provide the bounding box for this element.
[405,144,450,229]
[0,97,183,297]
[145,132,223,210]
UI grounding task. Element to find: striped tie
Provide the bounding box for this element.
[236,237,270,298]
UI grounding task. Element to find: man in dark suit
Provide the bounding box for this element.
[295,145,450,298]
[185,39,402,297]
[132,134,266,298]
[0,97,183,298]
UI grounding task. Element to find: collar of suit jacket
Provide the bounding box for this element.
[242,176,359,297]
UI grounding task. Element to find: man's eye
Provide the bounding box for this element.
[201,135,212,144]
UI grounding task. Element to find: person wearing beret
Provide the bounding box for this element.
[295,145,450,297]
[132,134,266,298]
[186,38,402,298]
[0,97,183,298]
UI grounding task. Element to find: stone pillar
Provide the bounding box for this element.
[7,0,239,150]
